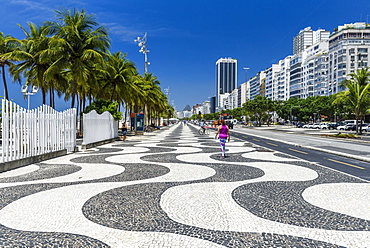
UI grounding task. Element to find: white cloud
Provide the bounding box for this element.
[103,23,143,42]
[8,0,52,11]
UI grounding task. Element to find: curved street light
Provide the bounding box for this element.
[134,33,150,73]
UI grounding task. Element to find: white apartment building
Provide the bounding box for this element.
[265,64,280,100]
[195,101,211,115]
[328,22,370,95]
[237,81,249,107]
[301,40,329,98]
[218,92,230,111]
[276,56,292,101]
[293,27,330,55]
[289,54,303,98]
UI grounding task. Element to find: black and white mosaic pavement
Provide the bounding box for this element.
[0,123,369,247]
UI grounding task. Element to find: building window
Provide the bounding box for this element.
[358,48,368,53]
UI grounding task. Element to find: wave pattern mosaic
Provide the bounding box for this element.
[0,123,369,247]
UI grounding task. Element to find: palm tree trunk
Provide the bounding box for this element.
[41,87,46,105]
[1,65,9,100]
[49,87,55,109]
[125,104,128,123]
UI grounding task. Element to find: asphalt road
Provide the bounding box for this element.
[230,126,370,182]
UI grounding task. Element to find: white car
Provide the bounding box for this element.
[366,125,370,132]
[319,123,329,129]
[337,124,347,130]
[312,123,321,129]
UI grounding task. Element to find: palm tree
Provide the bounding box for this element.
[0,32,18,100]
[5,23,52,105]
[44,8,110,108]
[97,51,138,103]
[333,68,370,134]
[140,73,168,125]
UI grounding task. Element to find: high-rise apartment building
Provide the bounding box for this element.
[216,57,237,110]
[293,27,330,55]
[301,40,329,98]
[265,64,280,100]
[328,22,370,95]
[289,54,303,98]
[276,56,292,101]
[249,71,266,99]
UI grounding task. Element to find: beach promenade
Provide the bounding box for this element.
[0,123,369,247]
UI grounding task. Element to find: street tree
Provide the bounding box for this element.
[242,96,276,126]
[333,68,370,134]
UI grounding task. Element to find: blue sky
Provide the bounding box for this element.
[1,0,370,111]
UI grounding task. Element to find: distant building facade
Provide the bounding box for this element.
[198,22,370,116]
[216,57,237,111]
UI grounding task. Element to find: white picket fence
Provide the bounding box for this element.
[82,110,118,146]
[1,99,76,163]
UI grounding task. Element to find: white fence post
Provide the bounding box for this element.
[1,100,77,163]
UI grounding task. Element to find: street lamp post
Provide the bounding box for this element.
[243,67,250,83]
[134,33,150,73]
[21,85,39,110]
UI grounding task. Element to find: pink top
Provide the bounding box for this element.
[218,125,228,139]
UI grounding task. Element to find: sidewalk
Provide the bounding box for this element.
[0,123,368,247]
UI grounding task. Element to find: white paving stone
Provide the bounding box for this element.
[0,182,225,248]
[0,164,39,178]
[160,166,369,247]
[303,183,370,220]
[242,151,301,161]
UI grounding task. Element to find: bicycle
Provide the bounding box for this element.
[198,127,210,135]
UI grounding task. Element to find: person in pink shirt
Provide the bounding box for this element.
[214,119,230,158]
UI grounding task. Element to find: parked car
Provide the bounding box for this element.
[327,123,339,130]
[347,123,369,131]
[312,123,321,129]
[295,122,305,128]
[365,124,370,132]
[337,124,348,130]
[319,123,329,129]
[345,124,356,131]
[303,123,314,128]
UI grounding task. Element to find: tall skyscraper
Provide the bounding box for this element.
[216,57,237,110]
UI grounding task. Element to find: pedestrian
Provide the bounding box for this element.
[200,119,206,134]
[122,122,128,141]
[215,119,230,158]
[213,120,217,128]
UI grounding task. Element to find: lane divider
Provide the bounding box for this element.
[288,148,308,154]
[267,142,278,146]
[327,159,365,170]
